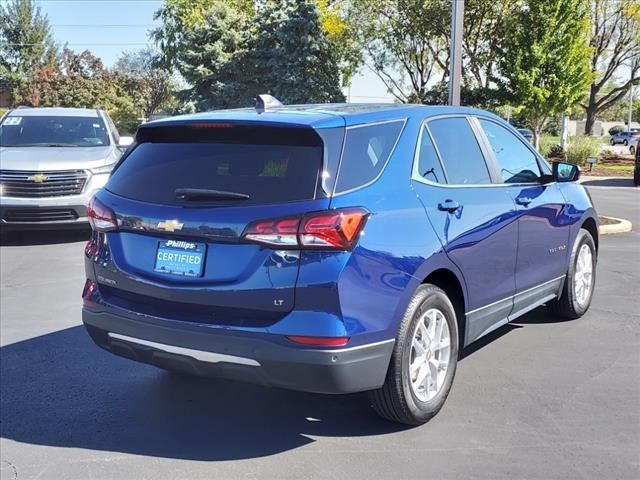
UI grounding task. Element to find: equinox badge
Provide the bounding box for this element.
[157,220,184,232]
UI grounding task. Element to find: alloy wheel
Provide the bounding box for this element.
[574,244,593,307]
[409,308,451,402]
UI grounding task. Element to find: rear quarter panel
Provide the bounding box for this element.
[321,117,467,344]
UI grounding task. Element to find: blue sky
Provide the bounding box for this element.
[21,0,393,102]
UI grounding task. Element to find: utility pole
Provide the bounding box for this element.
[448,0,464,106]
[560,112,569,152]
[627,85,634,132]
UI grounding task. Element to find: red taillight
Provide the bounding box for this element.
[287,336,349,347]
[87,196,117,232]
[242,208,368,250]
[299,209,367,249]
[243,217,301,247]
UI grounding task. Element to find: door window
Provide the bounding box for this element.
[428,117,491,185]
[479,119,541,184]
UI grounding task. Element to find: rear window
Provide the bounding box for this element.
[334,120,405,193]
[0,115,110,147]
[107,142,322,206]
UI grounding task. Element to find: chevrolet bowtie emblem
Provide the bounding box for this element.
[28,174,49,183]
[157,220,184,232]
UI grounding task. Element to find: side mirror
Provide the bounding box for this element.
[117,136,134,152]
[552,161,580,183]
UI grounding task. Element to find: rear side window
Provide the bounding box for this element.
[107,142,322,206]
[335,120,404,193]
[428,117,491,185]
[416,126,446,184]
[479,119,541,183]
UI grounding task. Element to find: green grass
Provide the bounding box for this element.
[597,164,635,173]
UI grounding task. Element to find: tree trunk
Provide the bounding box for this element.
[532,117,547,151]
[584,87,598,135]
[533,129,541,151]
[584,108,597,136]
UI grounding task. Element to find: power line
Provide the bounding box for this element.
[54,24,155,27]
[53,24,156,28]
[5,42,153,46]
[21,0,163,2]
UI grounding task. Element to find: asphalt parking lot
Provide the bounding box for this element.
[1,182,639,480]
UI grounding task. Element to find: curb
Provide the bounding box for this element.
[599,216,633,235]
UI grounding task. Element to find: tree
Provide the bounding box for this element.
[460,0,514,91]
[114,48,175,118]
[154,0,360,89]
[152,0,254,69]
[176,2,255,109]
[0,0,57,102]
[348,0,449,103]
[314,0,361,87]
[499,0,593,148]
[173,0,344,108]
[253,0,344,104]
[582,0,640,134]
[347,0,513,105]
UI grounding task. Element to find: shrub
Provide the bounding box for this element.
[548,144,565,158]
[566,137,600,165]
[538,136,560,157]
[0,108,7,118]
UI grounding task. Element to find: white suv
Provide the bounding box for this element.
[0,107,133,229]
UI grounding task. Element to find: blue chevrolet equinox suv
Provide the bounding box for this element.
[82,101,598,425]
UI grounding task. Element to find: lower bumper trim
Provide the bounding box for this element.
[108,332,261,367]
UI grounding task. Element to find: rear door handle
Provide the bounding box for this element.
[516,197,533,206]
[438,199,461,213]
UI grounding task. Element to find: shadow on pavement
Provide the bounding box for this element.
[511,305,574,325]
[0,228,90,247]
[0,306,559,460]
[581,177,636,188]
[0,326,408,461]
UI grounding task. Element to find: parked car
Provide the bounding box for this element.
[82,100,599,425]
[629,136,639,156]
[0,107,132,229]
[635,140,640,186]
[610,129,640,146]
[517,128,534,144]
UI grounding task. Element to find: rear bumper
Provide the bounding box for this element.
[82,308,394,394]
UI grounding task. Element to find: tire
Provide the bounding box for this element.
[631,146,636,155]
[548,229,597,319]
[623,139,628,146]
[369,284,459,425]
[610,138,615,145]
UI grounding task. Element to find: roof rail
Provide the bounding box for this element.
[15,105,32,109]
[255,94,283,114]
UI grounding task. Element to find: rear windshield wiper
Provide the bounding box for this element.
[175,188,250,201]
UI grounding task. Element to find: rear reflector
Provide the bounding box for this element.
[82,279,97,306]
[287,336,350,347]
[87,196,117,232]
[243,208,368,250]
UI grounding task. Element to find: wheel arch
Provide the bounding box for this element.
[421,268,467,351]
[581,215,599,252]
